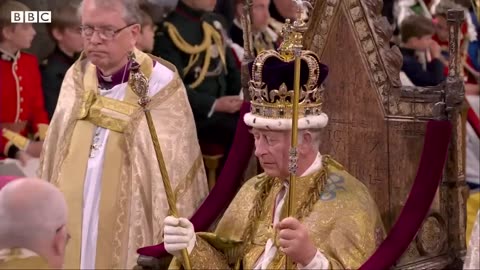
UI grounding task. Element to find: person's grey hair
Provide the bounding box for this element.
[0,179,67,250]
[298,129,322,150]
[77,0,143,25]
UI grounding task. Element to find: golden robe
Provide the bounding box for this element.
[38,49,209,269]
[0,251,49,269]
[171,156,384,269]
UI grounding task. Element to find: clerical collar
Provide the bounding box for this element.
[0,47,20,62]
[96,61,131,90]
[176,1,206,21]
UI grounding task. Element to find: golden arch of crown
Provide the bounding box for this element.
[247,0,326,120]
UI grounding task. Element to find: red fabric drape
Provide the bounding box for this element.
[359,120,452,270]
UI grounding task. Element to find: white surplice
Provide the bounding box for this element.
[80,62,174,269]
[464,210,480,269]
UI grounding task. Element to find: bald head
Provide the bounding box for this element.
[0,178,67,253]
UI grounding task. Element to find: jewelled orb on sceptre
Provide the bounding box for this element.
[278,19,295,60]
[278,0,312,60]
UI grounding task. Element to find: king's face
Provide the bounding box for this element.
[251,128,291,178]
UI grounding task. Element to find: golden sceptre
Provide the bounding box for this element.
[285,1,310,269]
[128,54,192,270]
[241,0,254,62]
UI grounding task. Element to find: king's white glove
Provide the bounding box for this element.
[163,216,196,258]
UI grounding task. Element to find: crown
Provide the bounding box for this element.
[244,4,329,131]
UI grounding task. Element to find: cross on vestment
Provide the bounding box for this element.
[89,130,102,158]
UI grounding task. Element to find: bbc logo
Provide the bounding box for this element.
[11,11,51,23]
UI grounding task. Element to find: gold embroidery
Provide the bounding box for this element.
[174,154,204,198]
[170,156,384,269]
[3,141,13,156]
[2,129,29,151]
[77,90,139,133]
[86,98,133,132]
[164,22,226,89]
[244,167,327,269]
[36,124,49,140]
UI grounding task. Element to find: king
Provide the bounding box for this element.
[38,0,208,269]
[162,4,385,269]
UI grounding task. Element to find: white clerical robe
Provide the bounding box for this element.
[253,152,330,270]
[464,210,480,269]
[80,62,174,269]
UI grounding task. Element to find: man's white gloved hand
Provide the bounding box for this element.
[164,216,196,258]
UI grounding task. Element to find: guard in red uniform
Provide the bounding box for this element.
[0,1,49,163]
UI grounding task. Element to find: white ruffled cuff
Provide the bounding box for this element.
[297,250,329,270]
[208,100,217,118]
[187,235,196,254]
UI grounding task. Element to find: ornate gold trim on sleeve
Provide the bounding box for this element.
[2,128,29,152]
[35,124,49,141]
[3,141,14,156]
[176,236,231,269]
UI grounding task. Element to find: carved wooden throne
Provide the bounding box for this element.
[303,0,468,268]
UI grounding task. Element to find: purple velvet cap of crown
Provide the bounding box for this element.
[245,51,330,130]
[248,54,329,92]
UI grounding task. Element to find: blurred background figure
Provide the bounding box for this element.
[153,0,242,163]
[399,15,445,86]
[431,0,479,94]
[136,4,156,53]
[0,0,49,172]
[0,178,68,269]
[230,0,279,63]
[41,0,83,120]
[464,210,479,269]
[215,0,235,31]
[269,0,298,22]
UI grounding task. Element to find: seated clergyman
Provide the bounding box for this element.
[161,17,385,270]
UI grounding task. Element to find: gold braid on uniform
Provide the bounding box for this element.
[164,21,226,89]
[232,156,330,269]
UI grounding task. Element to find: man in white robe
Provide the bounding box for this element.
[38,0,209,268]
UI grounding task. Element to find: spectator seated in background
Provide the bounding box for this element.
[0,178,68,269]
[136,4,156,53]
[399,15,445,87]
[431,0,479,95]
[153,0,243,160]
[41,1,83,121]
[269,0,299,33]
[230,0,279,63]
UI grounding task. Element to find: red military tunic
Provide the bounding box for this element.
[0,49,49,159]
